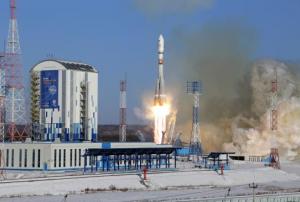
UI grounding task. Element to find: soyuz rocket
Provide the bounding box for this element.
[154,34,166,106]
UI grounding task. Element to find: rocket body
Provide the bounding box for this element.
[154,34,166,106]
[153,34,169,144]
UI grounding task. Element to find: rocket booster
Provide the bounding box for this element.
[154,34,166,106]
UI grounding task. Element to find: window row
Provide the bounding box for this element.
[0,149,41,168]
[54,148,82,168]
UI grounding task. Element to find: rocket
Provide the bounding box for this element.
[154,34,166,106]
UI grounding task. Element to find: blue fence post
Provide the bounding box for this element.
[175,150,177,168]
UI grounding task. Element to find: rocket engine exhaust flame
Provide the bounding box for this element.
[153,103,170,144]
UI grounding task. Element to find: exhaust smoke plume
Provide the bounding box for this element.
[167,21,300,160]
[133,1,300,159]
[224,60,300,160]
[167,21,257,149]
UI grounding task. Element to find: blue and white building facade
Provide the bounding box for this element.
[30,60,98,142]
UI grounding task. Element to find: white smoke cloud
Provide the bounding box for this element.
[224,60,300,160]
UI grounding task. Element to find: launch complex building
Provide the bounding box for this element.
[0,0,176,171]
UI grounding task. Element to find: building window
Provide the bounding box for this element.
[59,149,61,167]
[38,149,41,168]
[79,149,81,166]
[70,149,72,167]
[6,149,9,167]
[0,150,2,167]
[46,111,48,117]
[24,149,27,167]
[11,149,14,167]
[19,149,22,167]
[63,149,66,167]
[75,149,77,167]
[32,149,35,167]
[54,149,57,167]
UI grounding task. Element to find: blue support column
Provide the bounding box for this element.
[129,155,131,170]
[84,154,87,173]
[165,155,168,168]
[135,154,138,170]
[139,155,142,169]
[175,150,177,168]
[159,154,161,168]
[124,155,127,170]
[64,128,70,142]
[113,155,116,171]
[91,128,96,142]
[95,156,98,172]
[102,156,105,171]
[149,154,152,169]
[107,156,110,171]
[117,155,120,170]
[91,156,94,172]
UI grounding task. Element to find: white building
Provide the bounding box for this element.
[0,141,172,171]
[0,59,175,171]
[30,60,98,142]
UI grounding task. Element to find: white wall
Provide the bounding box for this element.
[0,142,102,170]
[31,60,98,142]
[0,142,172,171]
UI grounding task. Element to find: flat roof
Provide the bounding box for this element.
[206,152,236,159]
[31,59,98,73]
[84,147,178,156]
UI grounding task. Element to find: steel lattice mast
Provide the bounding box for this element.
[0,54,5,141]
[270,68,278,131]
[4,0,27,141]
[187,81,202,159]
[270,67,280,169]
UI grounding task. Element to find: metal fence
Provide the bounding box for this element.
[197,193,300,202]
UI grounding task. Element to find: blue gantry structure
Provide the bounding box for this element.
[83,146,178,172]
[201,152,235,170]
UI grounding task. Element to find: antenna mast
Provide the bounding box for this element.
[119,78,127,142]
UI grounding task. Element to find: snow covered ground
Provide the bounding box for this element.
[0,161,299,201]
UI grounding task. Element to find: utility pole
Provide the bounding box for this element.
[249,182,258,201]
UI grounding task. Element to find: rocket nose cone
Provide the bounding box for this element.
[158,34,164,52]
[159,34,164,41]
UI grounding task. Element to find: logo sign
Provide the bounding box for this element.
[40,70,59,109]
